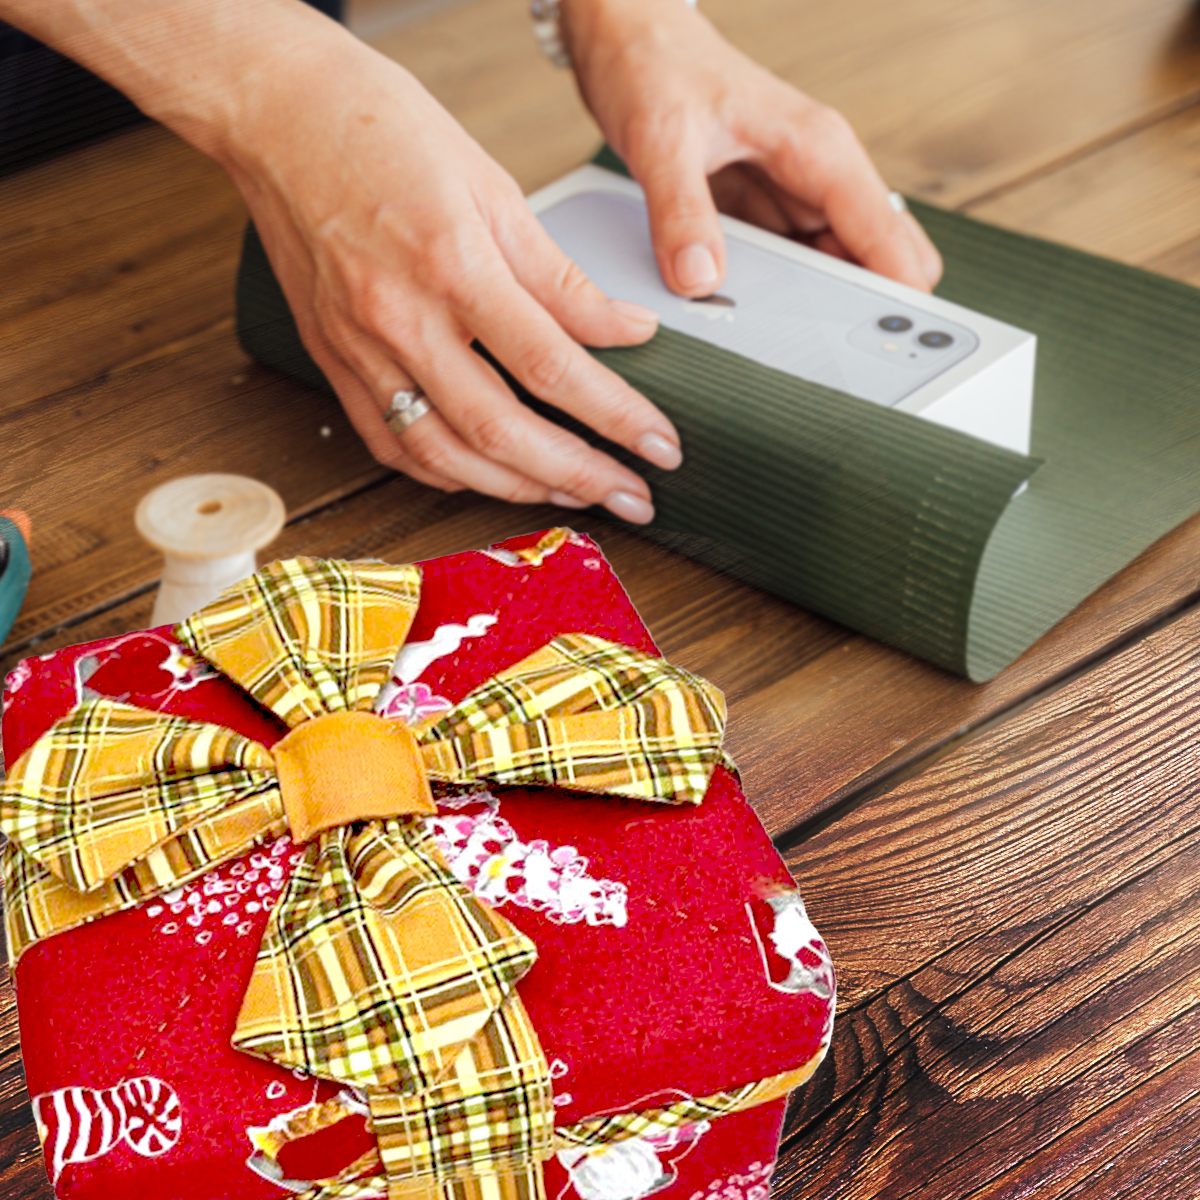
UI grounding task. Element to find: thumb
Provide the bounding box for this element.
[630,136,727,297]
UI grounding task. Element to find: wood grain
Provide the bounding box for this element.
[0,125,248,408]
[0,340,387,658]
[0,967,46,1200]
[375,0,1200,203]
[969,101,1200,286]
[773,600,1200,1197]
[4,0,1200,1193]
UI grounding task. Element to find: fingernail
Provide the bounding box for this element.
[548,490,590,509]
[605,490,655,524]
[674,243,719,291]
[609,299,659,327]
[636,432,683,471]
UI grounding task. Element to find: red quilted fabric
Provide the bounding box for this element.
[2,530,833,1200]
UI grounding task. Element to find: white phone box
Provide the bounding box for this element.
[529,166,1036,456]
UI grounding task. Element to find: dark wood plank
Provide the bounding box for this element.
[0,345,386,658]
[0,967,47,1200]
[776,849,1199,1198]
[770,598,1200,1197]
[0,124,248,407]
[1043,1062,1200,1200]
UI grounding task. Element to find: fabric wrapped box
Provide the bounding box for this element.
[1,528,835,1200]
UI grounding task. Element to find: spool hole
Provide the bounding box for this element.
[197,500,223,515]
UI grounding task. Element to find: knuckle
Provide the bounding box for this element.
[423,232,490,308]
[499,478,546,505]
[555,454,604,502]
[468,408,520,459]
[517,345,574,397]
[347,278,397,332]
[405,429,456,476]
[809,102,853,140]
[555,257,594,305]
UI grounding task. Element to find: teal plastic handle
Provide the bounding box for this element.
[0,515,31,649]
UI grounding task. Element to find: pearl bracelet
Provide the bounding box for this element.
[531,0,698,68]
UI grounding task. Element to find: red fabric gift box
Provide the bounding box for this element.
[2,529,834,1200]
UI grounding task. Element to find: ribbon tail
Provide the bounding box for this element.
[232,819,537,1093]
[369,989,553,1200]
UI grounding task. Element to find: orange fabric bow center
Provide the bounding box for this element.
[271,712,436,844]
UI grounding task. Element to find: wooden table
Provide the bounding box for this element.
[3,0,1200,1195]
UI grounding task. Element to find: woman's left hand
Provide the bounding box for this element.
[562,0,943,297]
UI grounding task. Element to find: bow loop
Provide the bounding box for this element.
[234,820,537,1092]
[420,635,726,805]
[0,699,276,893]
[177,557,421,727]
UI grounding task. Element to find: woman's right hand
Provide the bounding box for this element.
[212,9,680,523]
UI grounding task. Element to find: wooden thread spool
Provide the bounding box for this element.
[136,475,286,628]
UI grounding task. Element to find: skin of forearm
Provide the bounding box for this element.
[0,0,359,168]
[561,0,706,72]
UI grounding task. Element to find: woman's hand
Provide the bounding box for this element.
[223,13,688,521]
[0,0,682,522]
[562,0,943,297]
[223,24,686,521]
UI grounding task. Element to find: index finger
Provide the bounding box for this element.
[764,103,941,291]
[452,253,685,475]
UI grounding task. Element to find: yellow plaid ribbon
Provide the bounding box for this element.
[0,550,748,1200]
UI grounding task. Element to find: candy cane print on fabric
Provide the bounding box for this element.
[32,1076,182,1183]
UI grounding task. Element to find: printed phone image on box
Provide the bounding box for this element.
[530,166,1036,456]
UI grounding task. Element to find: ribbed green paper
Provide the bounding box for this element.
[234,169,1200,681]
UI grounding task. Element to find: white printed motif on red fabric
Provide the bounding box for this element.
[144,836,304,946]
[375,613,496,726]
[3,657,32,700]
[558,1122,708,1200]
[71,632,218,706]
[426,793,628,927]
[746,891,836,1002]
[550,1056,573,1109]
[689,1161,773,1200]
[32,1076,182,1183]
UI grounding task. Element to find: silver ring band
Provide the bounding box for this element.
[385,387,432,434]
[888,191,908,215]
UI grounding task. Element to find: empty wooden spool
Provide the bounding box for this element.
[136,475,285,627]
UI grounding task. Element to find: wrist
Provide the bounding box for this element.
[1,0,361,176]
[146,6,361,174]
[556,0,698,75]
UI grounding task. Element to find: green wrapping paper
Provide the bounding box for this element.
[234,164,1200,681]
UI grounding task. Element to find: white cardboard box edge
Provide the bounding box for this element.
[529,165,1037,458]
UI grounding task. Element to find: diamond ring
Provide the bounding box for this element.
[385,387,432,434]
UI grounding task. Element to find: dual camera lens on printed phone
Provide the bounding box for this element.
[878,315,954,349]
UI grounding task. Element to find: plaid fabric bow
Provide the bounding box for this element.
[1,552,729,1199]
